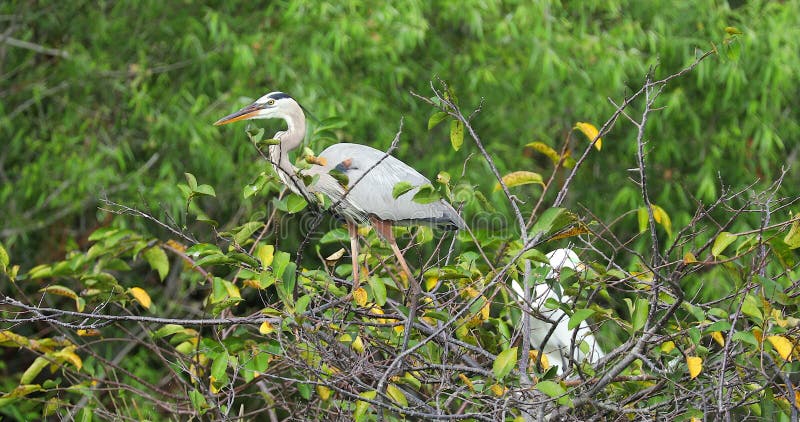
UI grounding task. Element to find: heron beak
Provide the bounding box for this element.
[213,103,263,126]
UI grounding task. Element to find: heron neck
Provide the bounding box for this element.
[269,107,309,198]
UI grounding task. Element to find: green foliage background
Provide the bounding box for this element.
[3,0,797,264]
[2,0,799,420]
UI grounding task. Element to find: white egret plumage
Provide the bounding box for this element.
[511,249,604,374]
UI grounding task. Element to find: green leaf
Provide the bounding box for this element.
[210,353,228,382]
[493,347,518,380]
[285,194,308,214]
[625,297,650,332]
[568,309,595,330]
[536,380,566,398]
[185,173,198,190]
[194,184,216,197]
[530,208,572,237]
[741,294,763,322]
[783,218,800,249]
[152,324,187,339]
[0,243,8,274]
[354,390,377,419]
[450,119,464,151]
[320,228,349,244]
[256,138,281,148]
[188,389,209,414]
[392,181,415,199]
[329,169,349,187]
[20,356,50,384]
[297,383,312,400]
[637,207,648,234]
[368,277,387,306]
[295,294,312,315]
[143,246,169,281]
[412,184,440,204]
[712,232,738,257]
[428,111,448,130]
[731,331,758,346]
[272,251,291,278]
[631,298,649,332]
[233,222,264,245]
[495,171,544,190]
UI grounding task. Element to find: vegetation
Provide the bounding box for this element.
[1,1,799,420]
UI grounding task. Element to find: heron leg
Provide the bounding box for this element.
[348,221,360,292]
[370,216,421,350]
[369,217,418,290]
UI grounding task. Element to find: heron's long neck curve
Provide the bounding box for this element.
[269,104,309,198]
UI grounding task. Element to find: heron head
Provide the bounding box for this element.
[214,92,298,126]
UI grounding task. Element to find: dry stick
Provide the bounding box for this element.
[414,82,541,391]
[545,51,716,420]
[718,169,790,420]
[0,296,278,327]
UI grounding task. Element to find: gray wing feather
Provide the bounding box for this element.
[308,143,464,228]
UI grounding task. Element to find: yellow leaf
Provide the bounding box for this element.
[259,321,275,335]
[128,287,152,309]
[529,350,550,370]
[767,335,793,361]
[494,171,544,191]
[650,204,672,238]
[724,26,742,35]
[772,309,789,328]
[256,244,275,267]
[353,287,368,307]
[386,384,408,407]
[324,248,346,262]
[40,285,78,300]
[683,252,697,264]
[753,328,763,344]
[425,276,439,292]
[686,356,702,379]
[54,346,82,371]
[165,239,186,253]
[490,383,506,397]
[243,279,260,289]
[575,122,602,150]
[711,331,725,347]
[458,373,475,391]
[661,341,675,353]
[525,141,562,166]
[76,329,101,337]
[480,301,490,321]
[223,282,241,299]
[0,330,30,347]
[549,224,590,241]
[351,335,365,353]
[316,385,332,401]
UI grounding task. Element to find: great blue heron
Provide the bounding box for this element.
[511,248,604,374]
[214,91,465,296]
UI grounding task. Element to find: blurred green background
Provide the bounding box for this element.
[2,0,798,267]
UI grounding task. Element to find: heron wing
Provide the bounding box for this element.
[311,143,464,228]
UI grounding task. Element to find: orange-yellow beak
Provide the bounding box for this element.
[213,103,263,126]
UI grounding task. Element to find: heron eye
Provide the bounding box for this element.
[267,99,275,106]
